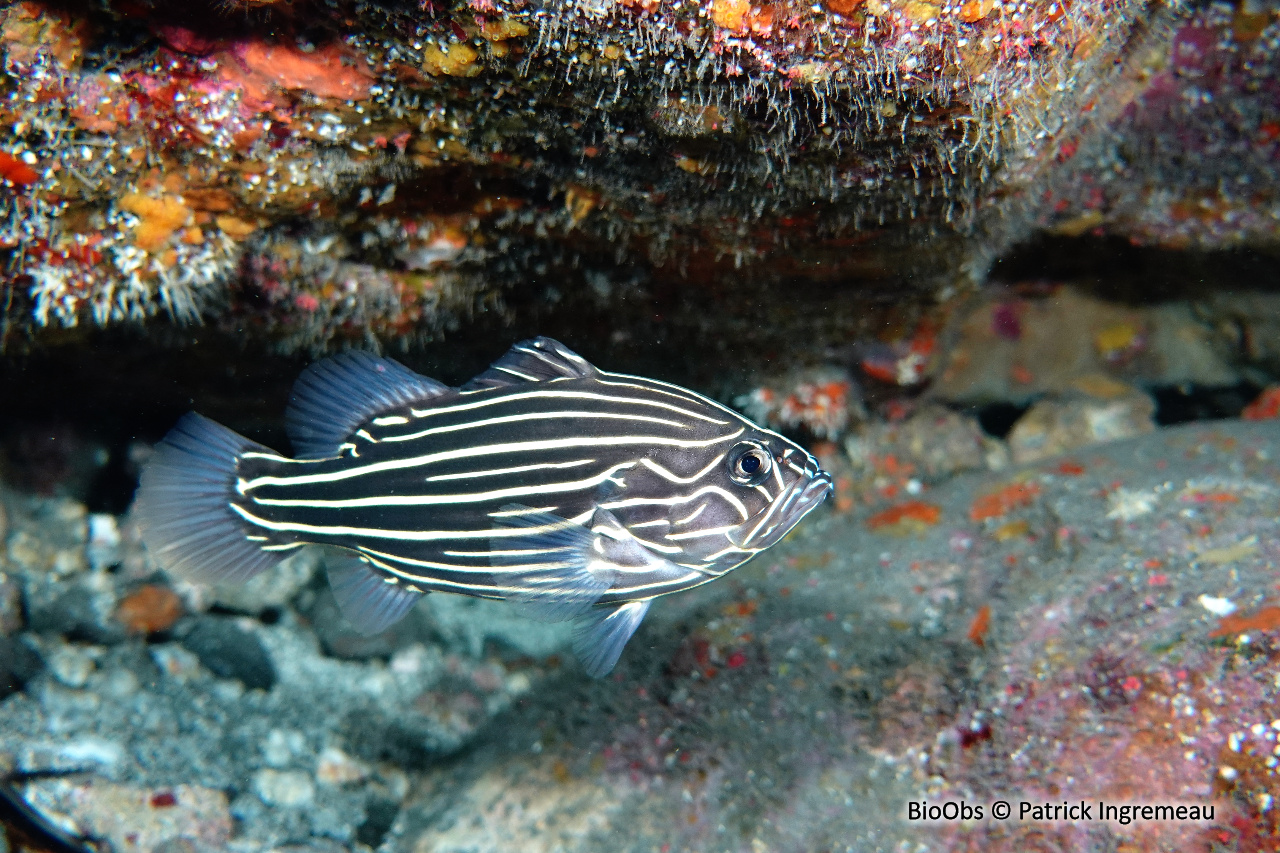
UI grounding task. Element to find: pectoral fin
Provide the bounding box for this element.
[490,506,686,675]
[488,508,616,622]
[584,507,686,574]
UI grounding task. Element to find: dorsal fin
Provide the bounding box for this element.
[286,352,451,458]
[461,337,598,391]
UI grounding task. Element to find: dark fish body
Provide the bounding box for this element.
[135,338,832,676]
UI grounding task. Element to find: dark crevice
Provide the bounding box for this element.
[355,797,401,848]
[1151,382,1262,426]
[971,401,1030,439]
[990,234,1280,304]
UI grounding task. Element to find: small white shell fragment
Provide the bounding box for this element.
[87,514,121,548]
[1198,594,1237,617]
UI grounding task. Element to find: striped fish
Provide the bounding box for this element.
[134,338,832,676]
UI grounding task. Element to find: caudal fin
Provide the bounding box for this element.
[133,412,284,584]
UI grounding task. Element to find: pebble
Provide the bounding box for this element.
[506,671,533,696]
[47,643,99,688]
[315,746,369,786]
[262,728,307,768]
[4,498,88,576]
[51,737,125,771]
[1199,594,1237,617]
[389,643,435,675]
[149,644,205,682]
[253,768,316,808]
[85,513,121,570]
[6,529,78,576]
[181,617,276,691]
[26,581,125,645]
[99,666,140,699]
[380,766,411,801]
[355,796,400,848]
[210,679,246,703]
[46,497,90,530]
[36,782,232,851]
[115,584,184,634]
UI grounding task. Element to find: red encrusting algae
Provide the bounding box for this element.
[865,499,947,532]
[866,500,941,532]
[1242,386,1280,421]
[967,604,991,647]
[969,481,1042,522]
[0,150,38,186]
[1208,605,1280,639]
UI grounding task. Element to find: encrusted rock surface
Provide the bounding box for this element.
[2,417,1279,851]
[1,0,1277,370]
[388,419,1280,853]
[931,286,1242,406]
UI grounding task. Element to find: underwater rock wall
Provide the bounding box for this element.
[1034,4,1280,249]
[4,0,1272,358]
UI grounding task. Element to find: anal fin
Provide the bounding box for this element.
[326,554,425,636]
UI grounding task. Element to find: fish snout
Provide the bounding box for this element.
[730,468,832,550]
[796,469,834,513]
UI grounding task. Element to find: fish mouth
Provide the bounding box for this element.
[731,469,833,551]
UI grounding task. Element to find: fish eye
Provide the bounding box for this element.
[727,442,773,486]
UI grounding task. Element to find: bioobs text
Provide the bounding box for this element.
[907,801,983,821]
